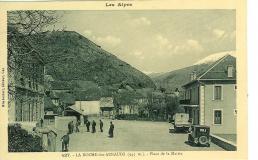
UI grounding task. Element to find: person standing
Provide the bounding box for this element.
[75,120,80,132]
[86,120,90,132]
[70,121,74,134]
[108,121,114,138]
[68,121,72,134]
[61,132,70,152]
[92,120,96,133]
[99,119,103,132]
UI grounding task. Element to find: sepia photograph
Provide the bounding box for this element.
[6,9,238,152]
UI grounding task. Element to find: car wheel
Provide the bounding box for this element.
[199,136,208,146]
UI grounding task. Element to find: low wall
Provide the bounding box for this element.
[35,127,57,152]
[210,134,237,151]
[55,116,77,131]
[9,122,38,132]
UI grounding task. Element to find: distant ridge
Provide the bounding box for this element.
[151,51,235,92]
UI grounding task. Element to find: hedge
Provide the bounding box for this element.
[8,123,43,152]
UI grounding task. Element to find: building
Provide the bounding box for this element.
[115,88,151,115]
[44,96,58,125]
[100,97,114,117]
[65,100,100,117]
[180,53,236,134]
[8,37,45,122]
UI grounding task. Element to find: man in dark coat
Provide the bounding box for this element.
[108,121,114,138]
[75,120,80,132]
[92,120,96,133]
[68,121,72,134]
[70,121,74,133]
[86,120,90,132]
[99,119,103,132]
[61,132,70,152]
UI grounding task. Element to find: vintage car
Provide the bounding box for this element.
[188,125,210,147]
[171,113,191,132]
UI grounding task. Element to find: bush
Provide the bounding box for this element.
[115,114,138,120]
[115,114,167,122]
[8,123,43,152]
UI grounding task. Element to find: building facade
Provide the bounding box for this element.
[8,39,45,122]
[180,54,236,134]
[100,97,114,117]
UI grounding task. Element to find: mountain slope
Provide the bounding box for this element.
[152,51,235,92]
[31,31,155,90]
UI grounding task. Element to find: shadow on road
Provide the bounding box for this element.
[184,141,210,148]
[184,141,198,147]
[169,128,189,134]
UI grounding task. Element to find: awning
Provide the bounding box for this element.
[66,105,87,116]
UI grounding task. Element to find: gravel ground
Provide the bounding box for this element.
[55,117,224,151]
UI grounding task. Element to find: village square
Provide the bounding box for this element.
[7,10,237,152]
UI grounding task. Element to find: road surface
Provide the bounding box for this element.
[56,117,224,151]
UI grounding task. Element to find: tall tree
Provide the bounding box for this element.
[7,11,60,103]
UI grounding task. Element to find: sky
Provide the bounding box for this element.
[54,10,236,74]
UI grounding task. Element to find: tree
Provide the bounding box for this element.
[7,11,60,105]
[8,11,59,36]
[165,93,184,117]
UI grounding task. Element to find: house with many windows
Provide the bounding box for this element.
[180,53,236,134]
[8,37,45,122]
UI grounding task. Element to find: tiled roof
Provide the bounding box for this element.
[183,54,236,87]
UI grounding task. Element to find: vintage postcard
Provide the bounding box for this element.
[0,0,247,160]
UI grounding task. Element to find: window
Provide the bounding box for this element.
[185,89,191,100]
[214,110,222,124]
[227,66,233,77]
[214,85,222,100]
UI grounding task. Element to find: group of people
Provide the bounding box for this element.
[85,119,102,133]
[84,119,114,138]
[67,120,80,134]
[61,119,115,152]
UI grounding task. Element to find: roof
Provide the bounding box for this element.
[67,100,100,115]
[44,75,54,82]
[183,53,236,87]
[193,51,235,65]
[74,90,102,101]
[66,105,87,116]
[135,88,154,98]
[100,97,114,108]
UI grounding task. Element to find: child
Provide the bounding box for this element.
[61,132,70,152]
